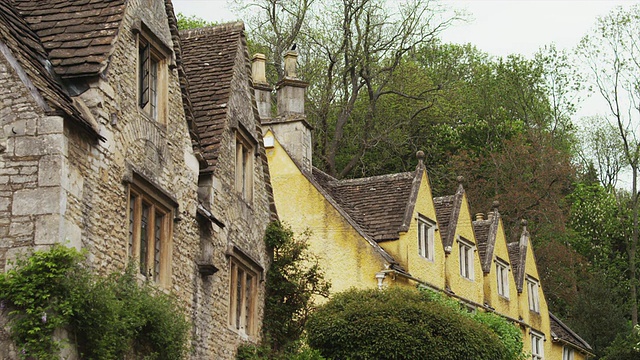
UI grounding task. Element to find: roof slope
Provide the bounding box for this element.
[433,183,465,250]
[180,22,243,172]
[550,312,594,355]
[12,0,126,78]
[507,221,529,292]
[473,206,500,273]
[313,169,415,242]
[0,1,101,139]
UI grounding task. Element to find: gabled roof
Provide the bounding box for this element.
[550,312,594,355]
[0,1,102,140]
[12,0,126,79]
[313,169,415,242]
[473,205,501,273]
[180,22,244,172]
[433,183,465,250]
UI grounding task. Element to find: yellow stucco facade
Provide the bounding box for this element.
[265,131,591,359]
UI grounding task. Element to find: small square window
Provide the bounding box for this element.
[458,237,474,280]
[235,134,254,201]
[229,257,258,336]
[527,276,541,313]
[128,185,173,286]
[418,216,436,261]
[531,331,544,360]
[496,258,510,298]
[138,36,166,121]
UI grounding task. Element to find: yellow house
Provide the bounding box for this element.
[253,51,593,359]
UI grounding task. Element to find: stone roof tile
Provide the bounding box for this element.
[0,1,102,140]
[12,0,125,79]
[180,22,244,172]
[313,169,415,242]
[550,313,593,355]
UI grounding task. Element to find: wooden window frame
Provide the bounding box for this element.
[417,215,436,261]
[235,132,254,202]
[228,254,261,337]
[527,276,541,313]
[530,330,545,360]
[137,33,168,123]
[495,258,510,299]
[458,236,475,280]
[127,174,175,288]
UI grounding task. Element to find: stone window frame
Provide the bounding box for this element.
[417,215,436,262]
[227,245,263,337]
[495,257,510,299]
[234,125,256,202]
[530,330,545,360]
[126,171,176,288]
[527,275,541,313]
[562,346,574,360]
[133,21,171,123]
[457,236,475,281]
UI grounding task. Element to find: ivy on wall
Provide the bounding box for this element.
[0,245,190,360]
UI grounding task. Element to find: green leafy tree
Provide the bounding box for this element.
[306,287,524,360]
[176,13,216,30]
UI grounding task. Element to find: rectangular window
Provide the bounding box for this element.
[496,258,510,298]
[229,258,258,336]
[138,36,165,121]
[459,237,474,280]
[531,331,544,360]
[417,216,436,261]
[562,347,574,360]
[527,276,541,313]
[128,186,172,286]
[235,134,254,201]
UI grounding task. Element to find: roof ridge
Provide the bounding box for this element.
[179,21,244,39]
[329,171,414,186]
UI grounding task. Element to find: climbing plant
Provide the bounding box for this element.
[0,245,190,360]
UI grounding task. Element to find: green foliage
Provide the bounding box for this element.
[176,13,216,30]
[306,287,524,360]
[0,245,190,360]
[263,222,330,353]
[236,341,325,360]
[601,325,640,360]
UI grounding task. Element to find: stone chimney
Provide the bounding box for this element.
[261,50,313,173]
[251,53,272,120]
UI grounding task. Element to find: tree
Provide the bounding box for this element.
[577,115,627,189]
[176,13,216,30]
[577,4,640,326]
[306,287,524,360]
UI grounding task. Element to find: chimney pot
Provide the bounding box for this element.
[475,213,484,221]
[251,53,267,84]
[283,50,298,78]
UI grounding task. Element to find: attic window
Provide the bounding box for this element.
[527,276,541,313]
[417,215,436,261]
[137,31,168,123]
[495,258,510,299]
[458,236,475,281]
[235,130,255,202]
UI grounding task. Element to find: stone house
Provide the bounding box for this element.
[254,52,593,359]
[0,0,273,359]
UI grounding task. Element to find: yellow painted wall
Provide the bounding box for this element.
[518,237,553,358]
[444,193,484,305]
[382,171,445,290]
[266,133,388,296]
[483,218,519,319]
[549,342,589,360]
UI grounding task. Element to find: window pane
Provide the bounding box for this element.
[150,58,158,119]
[236,268,245,329]
[140,203,150,276]
[154,212,162,281]
[245,273,253,332]
[129,194,136,258]
[139,41,150,107]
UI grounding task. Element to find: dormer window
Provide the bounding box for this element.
[495,258,510,298]
[458,237,475,280]
[527,276,541,313]
[136,25,169,123]
[235,132,254,202]
[417,215,436,261]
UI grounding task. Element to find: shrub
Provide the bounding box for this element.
[0,245,190,360]
[306,287,515,360]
